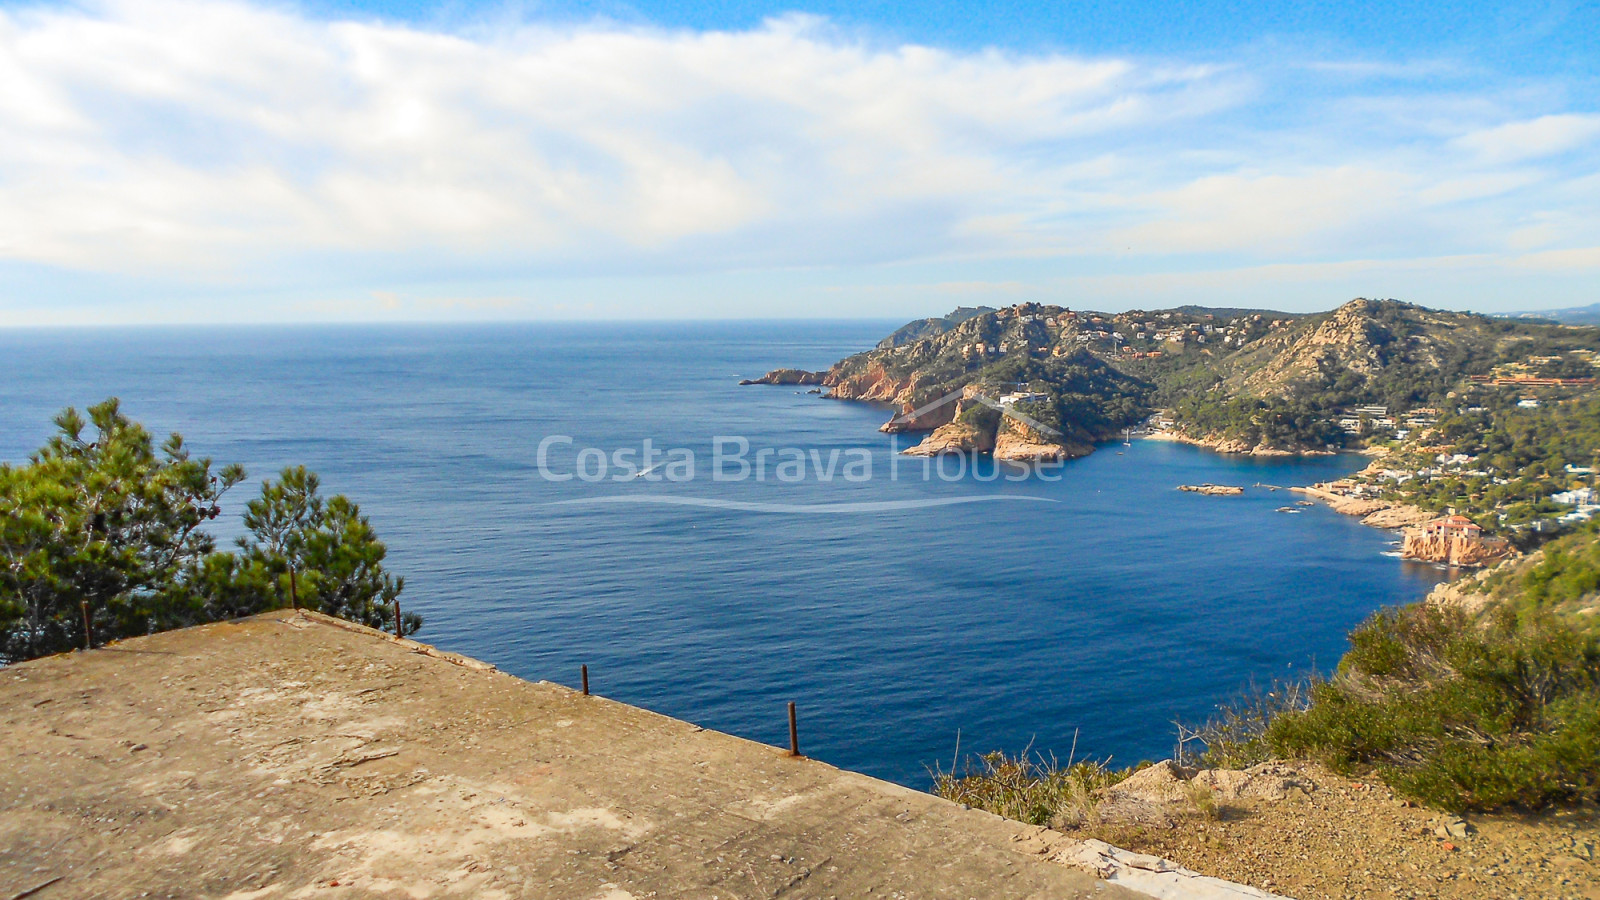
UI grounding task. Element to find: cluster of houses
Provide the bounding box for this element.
[1552,486,1600,525]
[1127,314,1287,347]
[1333,405,1440,440]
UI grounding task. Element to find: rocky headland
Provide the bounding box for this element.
[744,298,1594,464]
[738,368,827,386]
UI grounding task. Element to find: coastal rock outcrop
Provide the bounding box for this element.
[1400,529,1512,567]
[1291,486,1431,527]
[898,392,1080,460]
[994,418,1085,462]
[1359,505,1434,528]
[1179,484,1245,496]
[739,369,826,386]
[902,420,995,456]
[1148,431,1328,457]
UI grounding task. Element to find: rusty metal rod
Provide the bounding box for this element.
[788,702,799,757]
[81,601,92,651]
[393,598,403,639]
[581,664,589,696]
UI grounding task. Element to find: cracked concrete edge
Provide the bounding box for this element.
[285,609,498,672]
[276,610,1290,900]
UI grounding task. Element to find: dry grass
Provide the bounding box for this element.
[930,739,1127,828]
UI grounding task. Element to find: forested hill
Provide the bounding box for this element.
[747,298,1600,460]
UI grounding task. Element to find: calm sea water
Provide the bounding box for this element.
[0,322,1449,786]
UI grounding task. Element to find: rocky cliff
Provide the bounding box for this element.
[993,417,1091,461]
[902,420,995,456]
[1401,530,1512,567]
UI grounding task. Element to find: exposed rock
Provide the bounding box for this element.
[1424,576,1494,615]
[898,392,1081,461]
[1233,298,1494,403]
[902,421,994,456]
[1327,497,1391,517]
[994,418,1084,462]
[1104,760,1195,804]
[1401,530,1512,567]
[1179,484,1245,496]
[826,361,914,405]
[1358,505,1434,528]
[1293,486,1432,528]
[1237,299,1392,398]
[1106,760,1315,809]
[1149,431,1330,457]
[1432,817,1474,840]
[739,368,826,386]
[1193,763,1316,802]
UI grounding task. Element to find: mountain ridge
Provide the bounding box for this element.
[747,298,1600,461]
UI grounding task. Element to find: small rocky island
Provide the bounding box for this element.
[1178,484,1245,496]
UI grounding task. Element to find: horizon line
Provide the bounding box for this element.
[0,299,1586,331]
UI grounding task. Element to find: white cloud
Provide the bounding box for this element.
[0,1,1232,275]
[1454,114,1600,163]
[1110,168,1419,255]
[0,0,1595,321]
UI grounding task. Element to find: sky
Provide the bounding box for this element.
[0,0,1596,325]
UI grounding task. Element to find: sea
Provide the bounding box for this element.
[0,321,1452,787]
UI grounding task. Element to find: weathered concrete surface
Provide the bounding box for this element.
[0,611,1143,900]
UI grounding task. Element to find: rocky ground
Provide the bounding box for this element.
[1074,760,1599,900]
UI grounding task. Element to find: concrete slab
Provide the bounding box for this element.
[0,611,1145,900]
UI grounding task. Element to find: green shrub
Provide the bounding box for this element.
[1267,603,1600,812]
[1178,675,1321,770]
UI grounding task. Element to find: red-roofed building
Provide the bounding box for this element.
[1422,515,1480,539]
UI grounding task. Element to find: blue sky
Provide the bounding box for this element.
[0,0,1596,324]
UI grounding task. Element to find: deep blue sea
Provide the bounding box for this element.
[0,322,1450,786]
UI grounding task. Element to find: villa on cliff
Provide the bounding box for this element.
[1422,514,1481,539]
[1401,514,1510,567]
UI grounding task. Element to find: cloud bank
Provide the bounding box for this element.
[0,0,1596,321]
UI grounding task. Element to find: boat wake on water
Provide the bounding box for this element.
[551,495,1059,514]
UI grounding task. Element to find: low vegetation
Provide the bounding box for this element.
[1483,526,1600,631]
[941,527,1600,817]
[1268,600,1600,812]
[932,750,1128,828]
[0,399,414,663]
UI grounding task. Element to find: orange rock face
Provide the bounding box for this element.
[1400,530,1511,566]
